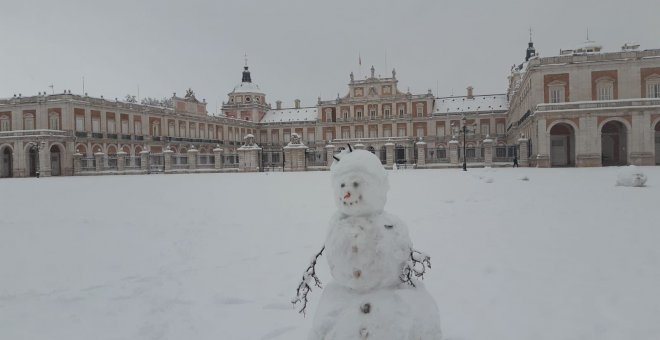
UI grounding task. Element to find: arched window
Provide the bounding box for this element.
[49,112,60,130]
[0,115,10,132]
[596,78,614,100]
[23,114,35,130]
[647,76,660,98]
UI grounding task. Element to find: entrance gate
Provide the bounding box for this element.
[260,149,284,171]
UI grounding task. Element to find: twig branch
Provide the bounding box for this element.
[400,249,432,287]
[292,246,325,315]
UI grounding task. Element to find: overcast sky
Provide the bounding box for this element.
[2,0,658,112]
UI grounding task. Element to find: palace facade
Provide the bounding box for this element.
[1,40,659,178]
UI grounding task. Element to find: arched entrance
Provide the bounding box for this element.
[50,145,62,176]
[655,121,660,165]
[601,121,627,166]
[1,146,12,178]
[549,123,575,167]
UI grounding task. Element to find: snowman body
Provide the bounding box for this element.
[308,149,442,340]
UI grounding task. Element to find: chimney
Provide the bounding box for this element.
[294,99,301,109]
[276,100,282,110]
[466,86,474,99]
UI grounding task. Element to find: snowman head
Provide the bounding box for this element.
[331,148,389,216]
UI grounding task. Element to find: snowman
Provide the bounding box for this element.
[293,147,442,340]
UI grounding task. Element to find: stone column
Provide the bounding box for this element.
[117,151,126,172]
[213,147,224,169]
[518,137,529,167]
[187,148,199,170]
[385,142,394,168]
[163,148,174,171]
[449,140,459,165]
[73,152,82,175]
[483,137,493,167]
[140,150,150,171]
[416,141,426,167]
[94,152,105,172]
[38,144,51,177]
[325,144,336,167]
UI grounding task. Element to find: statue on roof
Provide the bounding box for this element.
[370,65,375,78]
[392,68,396,79]
[350,72,354,82]
[184,88,198,102]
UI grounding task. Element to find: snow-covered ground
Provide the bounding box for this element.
[1,167,659,340]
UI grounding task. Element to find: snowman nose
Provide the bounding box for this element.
[343,192,351,200]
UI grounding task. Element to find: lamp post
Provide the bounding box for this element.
[27,141,46,178]
[452,116,476,171]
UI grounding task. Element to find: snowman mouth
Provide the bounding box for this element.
[342,195,363,206]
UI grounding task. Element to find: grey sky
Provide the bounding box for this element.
[2,0,658,112]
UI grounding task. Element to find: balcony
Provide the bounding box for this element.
[91,132,104,139]
[107,133,118,139]
[75,131,88,138]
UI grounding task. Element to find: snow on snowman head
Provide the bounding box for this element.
[330,147,389,216]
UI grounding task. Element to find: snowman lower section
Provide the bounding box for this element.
[308,281,442,340]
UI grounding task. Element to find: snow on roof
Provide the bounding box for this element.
[232,82,262,93]
[260,107,318,123]
[434,94,508,114]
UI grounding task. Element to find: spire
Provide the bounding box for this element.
[241,53,252,83]
[525,28,536,61]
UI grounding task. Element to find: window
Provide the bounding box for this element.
[325,109,332,122]
[0,116,9,131]
[596,79,614,100]
[49,113,60,130]
[107,119,116,134]
[384,107,391,118]
[496,123,505,135]
[76,116,84,131]
[325,131,332,141]
[152,123,160,136]
[356,110,363,120]
[398,107,405,117]
[370,109,376,119]
[549,84,565,103]
[355,128,364,138]
[284,132,291,142]
[209,129,215,139]
[189,126,196,138]
[416,127,424,138]
[416,104,424,117]
[342,111,348,120]
[308,131,315,142]
[369,128,377,138]
[200,128,205,139]
[121,120,129,134]
[398,127,406,137]
[134,121,142,135]
[92,118,100,133]
[341,129,350,139]
[24,115,35,130]
[481,124,490,136]
[437,126,445,137]
[647,77,660,98]
[245,96,251,102]
[168,123,175,136]
[383,128,391,137]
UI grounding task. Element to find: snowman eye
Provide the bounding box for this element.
[353,182,359,188]
[341,183,345,188]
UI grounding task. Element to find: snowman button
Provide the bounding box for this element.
[359,327,369,338]
[352,245,358,253]
[353,270,362,278]
[384,224,393,229]
[360,303,371,314]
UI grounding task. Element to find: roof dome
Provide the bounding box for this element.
[231,66,263,94]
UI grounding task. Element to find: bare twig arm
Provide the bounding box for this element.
[400,249,432,287]
[292,246,325,315]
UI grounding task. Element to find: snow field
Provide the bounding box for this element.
[1,167,659,340]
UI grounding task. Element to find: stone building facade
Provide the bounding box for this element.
[506,40,660,167]
[2,39,660,178]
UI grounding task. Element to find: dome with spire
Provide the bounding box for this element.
[231,65,263,94]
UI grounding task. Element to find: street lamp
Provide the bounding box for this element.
[27,141,46,178]
[452,116,477,171]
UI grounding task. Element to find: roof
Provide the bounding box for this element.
[232,82,262,93]
[260,107,318,123]
[434,94,508,115]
